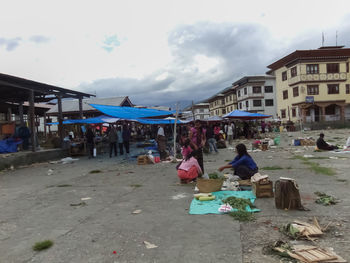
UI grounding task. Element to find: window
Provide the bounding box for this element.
[253,86,261,93]
[283,90,288,100]
[282,71,287,81]
[199,109,204,113]
[253,100,262,107]
[244,88,247,95]
[306,64,319,74]
[238,90,241,97]
[293,86,299,97]
[222,109,226,114]
[291,66,297,77]
[325,105,336,115]
[307,85,319,95]
[346,84,350,94]
[292,108,296,117]
[327,63,339,73]
[245,101,249,108]
[264,86,273,93]
[239,102,242,109]
[346,62,349,73]
[265,99,274,106]
[281,109,286,118]
[328,84,339,94]
[221,99,225,105]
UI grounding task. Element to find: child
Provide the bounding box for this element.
[177,152,202,184]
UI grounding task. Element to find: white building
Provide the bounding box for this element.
[182,103,210,120]
[233,75,277,119]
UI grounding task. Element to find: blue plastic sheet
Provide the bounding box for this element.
[189,190,260,215]
[90,104,175,119]
[0,138,23,153]
[223,110,271,119]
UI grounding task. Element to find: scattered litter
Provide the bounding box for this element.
[81,197,91,201]
[218,204,233,213]
[314,192,339,206]
[61,157,79,164]
[10,165,14,170]
[281,217,327,240]
[47,169,54,176]
[32,240,54,251]
[132,209,142,214]
[70,202,87,207]
[172,193,187,200]
[49,160,59,164]
[303,154,314,158]
[329,156,339,159]
[89,170,102,174]
[112,251,117,254]
[143,241,158,249]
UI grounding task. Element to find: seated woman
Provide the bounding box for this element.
[177,152,202,184]
[218,143,258,180]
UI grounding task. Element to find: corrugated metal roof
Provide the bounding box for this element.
[47,96,131,114]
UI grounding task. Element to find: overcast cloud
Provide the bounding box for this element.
[1,0,350,107]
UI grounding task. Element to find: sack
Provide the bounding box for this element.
[274,178,304,210]
[93,148,97,157]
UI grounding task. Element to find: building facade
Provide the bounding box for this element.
[222,86,237,114]
[233,75,277,118]
[182,103,210,120]
[208,93,225,116]
[267,46,350,123]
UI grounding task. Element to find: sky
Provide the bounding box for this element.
[1,0,350,106]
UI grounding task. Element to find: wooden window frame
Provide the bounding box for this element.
[252,86,262,93]
[264,86,273,93]
[253,100,262,107]
[283,90,288,100]
[291,66,297,77]
[293,86,299,97]
[306,64,319,74]
[327,84,339,94]
[281,109,286,118]
[292,108,296,117]
[327,63,339,73]
[346,84,350,94]
[282,71,287,81]
[307,85,319,95]
[245,100,249,108]
[265,99,274,106]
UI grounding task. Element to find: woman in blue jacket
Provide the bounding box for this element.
[218,143,258,180]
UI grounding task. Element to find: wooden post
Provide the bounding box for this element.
[173,102,179,162]
[79,96,83,119]
[57,95,64,148]
[7,107,12,122]
[19,101,24,126]
[44,112,47,138]
[29,90,36,152]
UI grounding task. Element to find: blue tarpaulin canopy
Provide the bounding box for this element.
[132,118,183,125]
[47,115,120,125]
[90,104,175,119]
[223,110,271,119]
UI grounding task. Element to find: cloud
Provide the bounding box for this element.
[78,19,350,107]
[29,35,50,43]
[102,35,120,52]
[0,37,22,51]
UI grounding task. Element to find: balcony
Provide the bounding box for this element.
[288,72,347,85]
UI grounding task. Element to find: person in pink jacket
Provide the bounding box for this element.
[177,152,202,184]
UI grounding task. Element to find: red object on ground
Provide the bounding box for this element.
[113,251,117,254]
[177,166,198,183]
[154,156,160,163]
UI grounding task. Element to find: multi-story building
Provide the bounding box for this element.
[208,93,225,116]
[267,46,350,123]
[233,75,277,118]
[182,103,210,120]
[207,86,238,117]
[222,86,237,114]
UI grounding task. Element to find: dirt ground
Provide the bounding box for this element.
[0,128,349,263]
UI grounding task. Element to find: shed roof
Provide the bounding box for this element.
[47,96,132,114]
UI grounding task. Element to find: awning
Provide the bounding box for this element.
[223,110,271,119]
[46,115,120,125]
[90,104,175,119]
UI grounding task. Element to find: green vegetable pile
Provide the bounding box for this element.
[222,196,255,210]
[208,172,223,179]
[314,191,338,206]
[228,211,255,222]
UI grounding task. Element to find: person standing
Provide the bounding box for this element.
[261,121,266,134]
[189,120,206,172]
[206,124,218,153]
[157,125,167,160]
[85,125,95,159]
[227,123,233,145]
[117,126,124,155]
[122,124,131,156]
[108,124,118,158]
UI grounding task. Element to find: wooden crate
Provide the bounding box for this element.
[253,181,274,198]
[137,155,152,165]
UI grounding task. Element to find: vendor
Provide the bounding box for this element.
[218,143,258,180]
[177,152,202,184]
[316,133,338,151]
